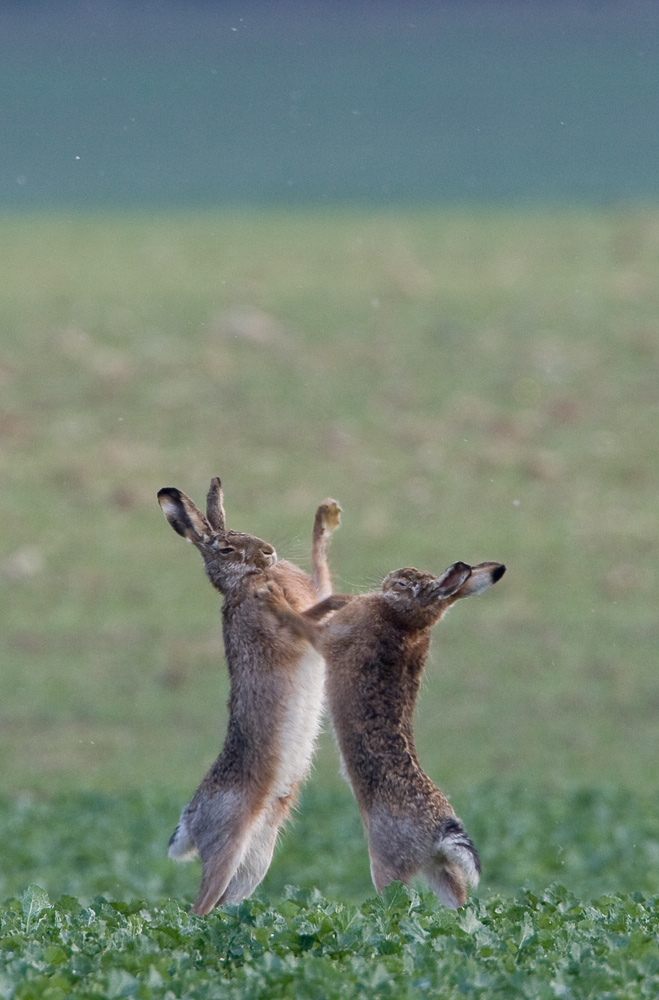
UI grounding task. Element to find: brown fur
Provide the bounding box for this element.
[258,560,505,908]
[158,478,341,914]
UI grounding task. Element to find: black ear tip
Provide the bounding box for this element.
[158,487,180,502]
[492,564,506,583]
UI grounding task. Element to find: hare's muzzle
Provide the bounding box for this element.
[262,544,277,568]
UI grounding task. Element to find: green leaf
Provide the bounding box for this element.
[21,884,50,931]
[517,912,535,952]
[458,908,483,935]
[43,944,68,965]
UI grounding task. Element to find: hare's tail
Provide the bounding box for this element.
[422,816,481,910]
[168,810,198,862]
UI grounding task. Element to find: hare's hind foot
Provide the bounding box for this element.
[422,816,481,909]
[221,809,282,903]
[424,864,469,910]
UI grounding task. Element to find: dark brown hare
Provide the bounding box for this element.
[158,478,341,914]
[257,560,505,909]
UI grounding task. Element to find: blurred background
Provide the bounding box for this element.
[2,0,658,818]
[4,1,659,208]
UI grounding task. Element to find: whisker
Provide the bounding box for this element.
[331,572,370,594]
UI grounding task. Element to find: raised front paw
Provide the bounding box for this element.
[318,498,342,534]
[254,581,278,601]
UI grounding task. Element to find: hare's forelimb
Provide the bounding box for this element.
[303,593,354,620]
[311,498,342,599]
[255,582,325,648]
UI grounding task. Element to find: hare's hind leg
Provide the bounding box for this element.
[187,790,256,915]
[369,853,409,894]
[367,808,423,892]
[221,794,292,903]
[194,843,249,915]
[422,816,481,909]
[423,863,469,910]
[221,819,279,903]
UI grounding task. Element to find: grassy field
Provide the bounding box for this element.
[6,878,659,999]
[2,786,659,997]
[1,207,658,995]
[2,207,658,795]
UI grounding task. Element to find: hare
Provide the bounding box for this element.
[257,559,505,909]
[157,477,341,914]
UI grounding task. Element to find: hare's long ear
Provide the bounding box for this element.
[433,562,472,598]
[158,487,211,543]
[453,561,506,599]
[206,477,226,532]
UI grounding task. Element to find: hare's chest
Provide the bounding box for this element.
[272,647,326,796]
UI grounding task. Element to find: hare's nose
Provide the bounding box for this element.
[262,544,276,561]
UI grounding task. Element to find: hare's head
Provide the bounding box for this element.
[158,478,277,594]
[381,561,505,622]
[382,564,470,609]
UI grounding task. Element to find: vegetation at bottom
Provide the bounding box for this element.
[3,881,659,1000]
[2,785,659,997]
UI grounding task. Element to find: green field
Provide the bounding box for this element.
[2,208,659,995]
[2,788,659,997]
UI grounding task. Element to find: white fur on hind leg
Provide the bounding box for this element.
[222,806,281,902]
[422,818,481,909]
[168,811,198,862]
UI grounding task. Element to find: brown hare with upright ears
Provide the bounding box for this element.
[157,478,341,915]
[257,560,505,909]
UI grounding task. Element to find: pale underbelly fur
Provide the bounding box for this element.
[271,646,326,799]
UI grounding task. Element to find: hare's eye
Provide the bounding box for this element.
[392,580,408,591]
[218,546,235,556]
